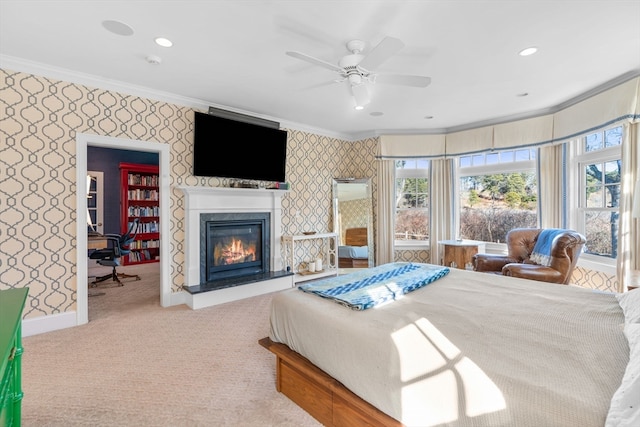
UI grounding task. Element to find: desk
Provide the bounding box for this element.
[438,239,486,269]
[88,235,108,250]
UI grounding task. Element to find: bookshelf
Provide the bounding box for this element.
[119,162,160,265]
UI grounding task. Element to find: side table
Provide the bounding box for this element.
[438,239,486,270]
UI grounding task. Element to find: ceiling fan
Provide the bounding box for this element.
[286,36,431,110]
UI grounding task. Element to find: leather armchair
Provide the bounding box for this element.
[472,228,586,285]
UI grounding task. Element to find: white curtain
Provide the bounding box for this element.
[376,160,395,265]
[429,159,454,264]
[616,122,640,292]
[538,144,565,228]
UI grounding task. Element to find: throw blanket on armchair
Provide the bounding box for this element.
[298,262,450,310]
[530,228,565,266]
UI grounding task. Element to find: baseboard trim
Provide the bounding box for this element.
[22,311,78,337]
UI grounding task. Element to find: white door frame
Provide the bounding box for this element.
[76,133,171,326]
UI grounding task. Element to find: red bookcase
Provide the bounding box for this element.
[119,162,160,265]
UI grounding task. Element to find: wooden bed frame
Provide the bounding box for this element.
[259,337,402,427]
[338,227,369,269]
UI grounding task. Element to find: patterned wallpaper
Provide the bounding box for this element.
[0,67,377,321]
[0,67,619,326]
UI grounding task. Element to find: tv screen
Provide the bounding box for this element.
[193,111,288,182]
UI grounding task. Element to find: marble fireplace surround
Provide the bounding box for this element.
[178,186,293,309]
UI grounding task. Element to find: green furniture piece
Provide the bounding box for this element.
[0,288,28,427]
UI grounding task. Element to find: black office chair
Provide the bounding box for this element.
[89,219,141,286]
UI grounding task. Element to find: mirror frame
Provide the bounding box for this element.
[332,178,374,268]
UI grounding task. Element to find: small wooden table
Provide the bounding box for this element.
[438,239,486,270]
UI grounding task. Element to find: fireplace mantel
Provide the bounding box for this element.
[177,185,292,309]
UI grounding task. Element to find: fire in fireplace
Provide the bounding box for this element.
[215,237,256,265]
[200,212,270,284]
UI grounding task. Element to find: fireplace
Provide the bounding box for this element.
[178,186,293,310]
[200,212,270,284]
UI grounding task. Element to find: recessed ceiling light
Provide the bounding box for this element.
[370,112,384,117]
[519,47,538,56]
[155,37,173,47]
[517,92,529,97]
[424,115,434,119]
[102,20,134,36]
[354,105,364,111]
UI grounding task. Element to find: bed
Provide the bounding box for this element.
[260,262,639,427]
[338,227,369,268]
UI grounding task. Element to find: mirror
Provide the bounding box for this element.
[333,178,373,268]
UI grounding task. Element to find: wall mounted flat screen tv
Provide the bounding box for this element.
[193,111,288,182]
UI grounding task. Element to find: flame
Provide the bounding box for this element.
[219,238,256,264]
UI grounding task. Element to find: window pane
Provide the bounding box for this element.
[585,183,602,208]
[395,161,429,243]
[472,154,484,166]
[416,159,429,169]
[395,210,429,241]
[500,151,514,162]
[584,211,614,258]
[515,149,530,161]
[605,126,622,147]
[486,153,499,164]
[460,156,472,167]
[459,172,537,243]
[605,184,620,208]
[580,154,621,258]
[585,133,602,152]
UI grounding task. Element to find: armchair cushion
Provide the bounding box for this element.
[473,254,519,273]
[502,263,564,284]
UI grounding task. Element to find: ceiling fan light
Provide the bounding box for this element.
[352,83,370,109]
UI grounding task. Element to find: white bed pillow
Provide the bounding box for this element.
[616,289,640,325]
[605,323,640,427]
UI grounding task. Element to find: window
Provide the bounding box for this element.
[458,148,538,243]
[575,126,622,259]
[395,159,429,244]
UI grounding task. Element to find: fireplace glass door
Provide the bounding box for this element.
[205,220,266,281]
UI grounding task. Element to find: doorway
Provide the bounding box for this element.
[76,133,171,326]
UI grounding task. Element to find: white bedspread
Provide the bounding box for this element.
[269,266,629,427]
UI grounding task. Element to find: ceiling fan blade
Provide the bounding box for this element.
[358,36,404,71]
[375,74,431,88]
[286,51,344,73]
[303,79,342,91]
[351,84,370,108]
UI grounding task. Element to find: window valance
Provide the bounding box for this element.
[377,134,445,159]
[553,77,640,142]
[377,76,640,157]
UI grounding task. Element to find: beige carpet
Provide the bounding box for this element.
[21,263,321,426]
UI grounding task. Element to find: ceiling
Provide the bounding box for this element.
[1,1,639,140]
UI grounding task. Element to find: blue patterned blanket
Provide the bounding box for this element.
[298,262,450,310]
[530,229,565,266]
